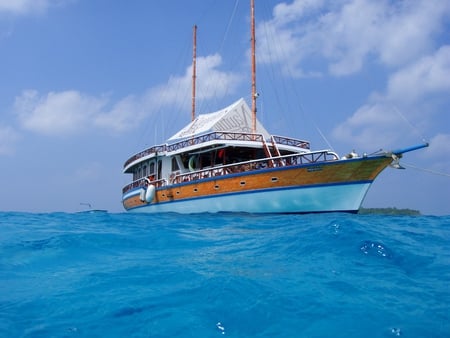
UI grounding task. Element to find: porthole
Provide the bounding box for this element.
[271,177,279,182]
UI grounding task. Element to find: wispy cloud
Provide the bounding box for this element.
[13,54,242,136]
[145,54,242,106]
[258,0,450,77]
[426,134,450,158]
[386,46,450,105]
[0,0,72,16]
[417,133,450,175]
[257,0,449,153]
[332,46,450,150]
[14,90,107,136]
[8,0,449,154]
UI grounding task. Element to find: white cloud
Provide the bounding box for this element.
[94,95,141,132]
[257,0,450,154]
[13,54,242,136]
[96,53,241,132]
[332,46,450,149]
[423,134,450,159]
[257,0,327,77]
[147,54,242,106]
[378,1,448,67]
[386,46,450,104]
[14,90,107,136]
[321,0,385,75]
[196,54,242,100]
[258,0,450,77]
[0,124,20,155]
[332,101,405,150]
[0,0,71,15]
[414,134,450,176]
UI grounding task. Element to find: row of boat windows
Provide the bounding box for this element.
[132,157,181,181]
[133,160,161,181]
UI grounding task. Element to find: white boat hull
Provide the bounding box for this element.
[125,182,372,214]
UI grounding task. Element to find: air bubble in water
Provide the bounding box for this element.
[216,322,225,335]
[391,327,401,336]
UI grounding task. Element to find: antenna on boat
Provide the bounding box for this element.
[250,0,257,134]
[191,24,197,122]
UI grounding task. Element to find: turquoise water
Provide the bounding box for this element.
[1,212,449,337]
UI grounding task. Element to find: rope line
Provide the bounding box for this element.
[392,105,428,144]
[401,162,450,178]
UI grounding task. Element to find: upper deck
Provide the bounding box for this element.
[123,131,311,172]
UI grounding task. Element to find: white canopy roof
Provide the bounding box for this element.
[168,98,271,142]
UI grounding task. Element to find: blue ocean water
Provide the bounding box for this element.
[0,212,449,337]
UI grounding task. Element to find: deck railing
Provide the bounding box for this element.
[123,131,310,169]
[123,144,167,169]
[122,150,339,194]
[272,135,310,149]
[122,178,167,194]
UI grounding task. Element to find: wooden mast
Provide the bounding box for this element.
[250,0,257,134]
[191,25,197,122]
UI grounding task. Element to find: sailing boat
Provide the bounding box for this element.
[121,0,428,214]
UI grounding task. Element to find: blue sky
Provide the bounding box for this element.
[1,0,449,215]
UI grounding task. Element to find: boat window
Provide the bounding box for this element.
[180,154,189,169]
[172,157,180,171]
[198,153,207,169]
[157,160,162,180]
[136,166,141,179]
[149,161,155,174]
